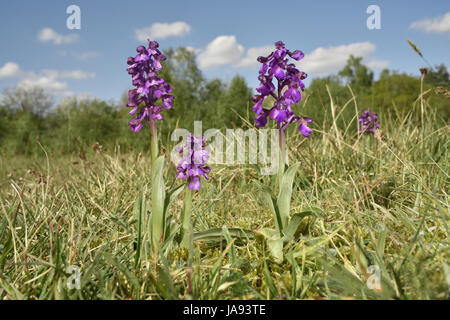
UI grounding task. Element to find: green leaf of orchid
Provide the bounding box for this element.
[150,155,166,248]
[277,162,300,230]
[282,211,315,242]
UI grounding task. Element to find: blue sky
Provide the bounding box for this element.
[0,0,449,102]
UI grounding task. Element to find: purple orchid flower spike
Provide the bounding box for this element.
[126,40,174,132]
[251,41,313,137]
[297,117,313,138]
[176,134,211,190]
[358,109,380,135]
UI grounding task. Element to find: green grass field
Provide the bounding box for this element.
[0,93,448,300]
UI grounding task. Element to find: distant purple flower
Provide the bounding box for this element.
[358,109,379,135]
[252,41,312,138]
[176,134,210,190]
[126,40,174,132]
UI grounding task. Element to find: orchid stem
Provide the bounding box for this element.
[149,118,162,251]
[149,118,159,164]
[278,125,286,188]
[180,185,193,248]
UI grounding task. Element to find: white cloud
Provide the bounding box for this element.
[197,35,245,69]
[1,63,95,97]
[193,38,387,76]
[38,27,79,45]
[185,46,202,54]
[0,62,21,78]
[40,69,95,80]
[366,60,391,70]
[71,51,102,61]
[236,45,274,68]
[60,70,96,80]
[410,12,450,34]
[135,21,191,41]
[57,51,102,61]
[196,37,272,69]
[297,42,384,77]
[18,73,72,96]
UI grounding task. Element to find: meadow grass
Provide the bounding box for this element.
[0,90,448,300]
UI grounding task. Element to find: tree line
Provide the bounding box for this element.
[0,49,448,156]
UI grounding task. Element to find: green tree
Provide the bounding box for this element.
[0,86,51,154]
[196,78,226,129]
[338,55,374,89]
[217,75,252,128]
[1,86,53,117]
[156,47,205,134]
[303,75,352,127]
[425,63,450,87]
[372,70,422,114]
